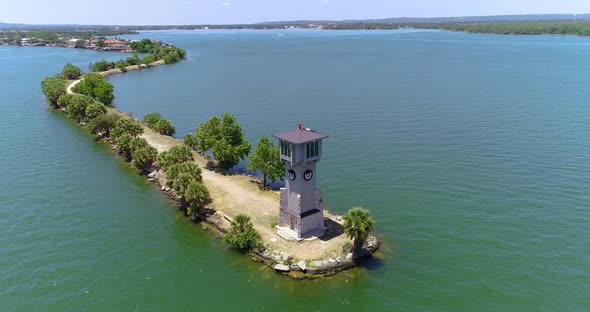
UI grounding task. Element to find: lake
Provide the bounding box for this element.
[1,29,589,311]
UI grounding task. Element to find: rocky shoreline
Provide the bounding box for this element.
[145,163,380,279]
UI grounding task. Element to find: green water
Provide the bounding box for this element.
[1,30,589,311]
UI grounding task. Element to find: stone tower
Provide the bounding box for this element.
[273,123,328,239]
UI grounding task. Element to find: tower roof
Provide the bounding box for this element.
[273,124,328,144]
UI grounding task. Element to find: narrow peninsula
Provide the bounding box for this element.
[41,39,380,279]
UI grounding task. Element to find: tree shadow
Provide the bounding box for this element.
[319,218,344,242]
[355,255,385,271]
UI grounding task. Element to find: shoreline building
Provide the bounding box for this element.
[273,123,328,239]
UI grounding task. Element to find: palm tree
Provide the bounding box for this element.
[343,207,376,255]
[184,181,212,218]
[224,214,261,252]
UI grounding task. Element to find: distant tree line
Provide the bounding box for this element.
[434,20,590,36]
[0,29,137,45]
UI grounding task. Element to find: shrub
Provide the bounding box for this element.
[184,181,211,218]
[64,94,95,122]
[165,161,202,183]
[157,145,193,170]
[224,215,262,252]
[142,55,156,65]
[343,207,376,254]
[111,118,143,138]
[87,113,120,137]
[57,93,76,109]
[72,73,114,105]
[85,102,108,121]
[143,112,163,128]
[132,145,158,172]
[61,63,82,80]
[41,76,66,107]
[183,133,199,151]
[115,133,133,160]
[154,119,176,136]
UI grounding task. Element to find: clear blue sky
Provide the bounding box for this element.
[3,0,590,25]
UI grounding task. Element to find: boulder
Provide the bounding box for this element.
[147,170,158,178]
[273,264,290,272]
[296,260,307,271]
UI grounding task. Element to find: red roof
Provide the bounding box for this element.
[273,128,328,144]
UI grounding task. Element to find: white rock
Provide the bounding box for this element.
[270,238,278,243]
[274,264,290,272]
[297,260,307,271]
[346,253,353,260]
[147,170,158,178]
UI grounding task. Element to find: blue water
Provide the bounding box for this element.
[1,29,589,310]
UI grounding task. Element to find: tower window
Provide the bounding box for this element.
[306,141,319,158]
[280,140,291,158]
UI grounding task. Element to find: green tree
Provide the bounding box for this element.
[89,60,114,72]
[143,112,163,128]
[183,133,198,150]
[142,55,156,65]
[112,118,144,138]
[247,136,285,188]
[165,161,202,184]
[96,39,106,47]
[195,116,221,152]
[61,63,82,80]
[115,133,133,160]
[64,94,94,122]
[126,54,140,65]
[85,102,107,121]
[154,119,176,136]
[41,76,66,107]
[117,62,128,73]
[57,93,76,109]
[75,39,86,48]
[130,137,149,152]
[132,145,158,172]
[343,207,376,255]
[130,39,158,53]
[184,181,212,218]
[224,214,262,252]
[157,145,193,170]
[71,73,114,105]
[194,113,251,171]
[87,113,120,137]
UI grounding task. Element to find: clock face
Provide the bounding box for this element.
[287,169,296,181]
[304,169,313,181]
